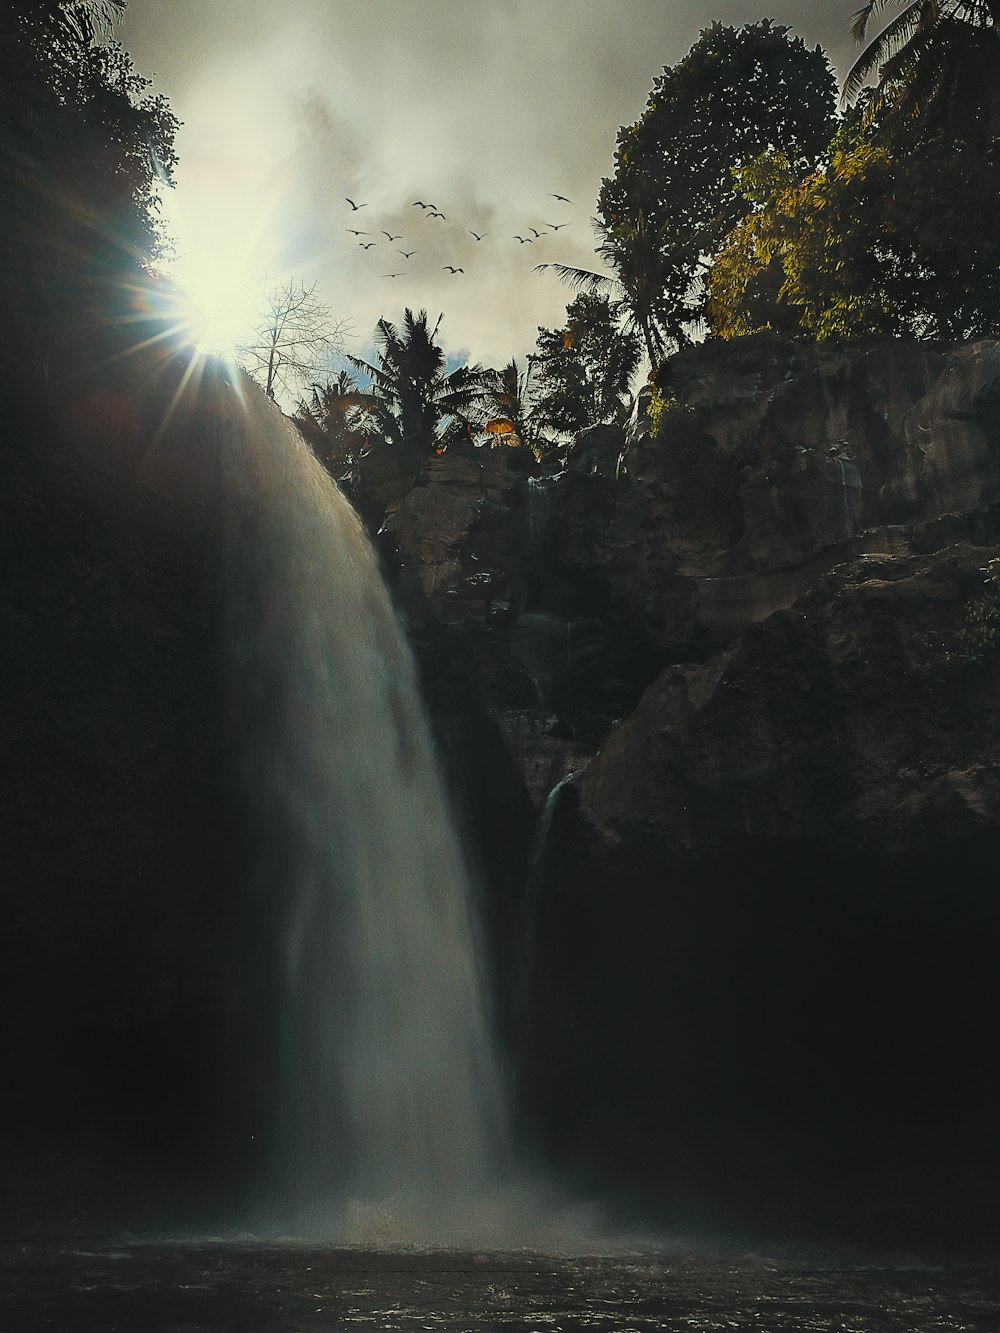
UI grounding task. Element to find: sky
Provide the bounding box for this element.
[120,1,859,397]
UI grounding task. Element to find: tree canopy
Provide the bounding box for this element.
[347,309,492,452]
[707,0,1000,347]
[842,1,1000,147]
[0,0,179,395]
[531,292,641,437]
[707,118,1000,341]
[596,20,837,352]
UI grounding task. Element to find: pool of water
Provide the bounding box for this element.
[3,1241,999,1331]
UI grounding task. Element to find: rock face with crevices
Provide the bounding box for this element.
[348,333,1000,1241]
[7,331,1000,1241]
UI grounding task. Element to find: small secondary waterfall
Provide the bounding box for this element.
[216,377,509,1241]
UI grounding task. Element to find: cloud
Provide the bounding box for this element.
[123,0,857,384]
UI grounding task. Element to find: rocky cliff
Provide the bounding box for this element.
[343,332,1000,1241]
[5,332,1000,1242]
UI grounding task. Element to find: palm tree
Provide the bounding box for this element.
[481,357,551,455]
[294,370,372,474]
[535,212,687,369]
[346,309,493,451]
[843,1,1000,144]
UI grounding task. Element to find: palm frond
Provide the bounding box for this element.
[534,261,617,293]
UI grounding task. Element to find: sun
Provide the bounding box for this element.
[166,249,258,359]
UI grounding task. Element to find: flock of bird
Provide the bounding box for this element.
[342,193,575,280]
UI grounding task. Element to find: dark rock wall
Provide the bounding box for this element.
[6,331,1000,1242]
[345,333,1000,1243]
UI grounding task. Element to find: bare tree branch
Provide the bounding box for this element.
[237,275,351,402]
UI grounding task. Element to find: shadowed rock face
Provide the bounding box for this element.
[345,334,1000,1242]
[7,332,1000,1242]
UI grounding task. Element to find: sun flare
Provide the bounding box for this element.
[167,251,258,358]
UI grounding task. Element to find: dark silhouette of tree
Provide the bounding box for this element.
[346,309,492,451]
[294,370,374,474]
[706,114,1000,341]
[531,292,641,437]
[480,357,556,458]
[536,213,679,366]
[595,20,836,352]
[843,1,1000,146]
[0,0,180,394]
[238,276,348,402]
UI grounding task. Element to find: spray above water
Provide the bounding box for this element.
[217,378,511,1243]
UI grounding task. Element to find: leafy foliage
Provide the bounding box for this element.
[706,116,1000,341]
[480,358,554,459]
[596,20,837,352]
[347,309,493,451]
[644,388,694,443]
[843,1,1000,147]
[531,292,641,437]
[536,213,683,366]
[294,370,373,475]
[0,1,180,394]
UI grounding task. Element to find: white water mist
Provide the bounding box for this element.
[217,378,510,1242]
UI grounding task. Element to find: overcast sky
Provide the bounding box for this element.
[120,1,858,390]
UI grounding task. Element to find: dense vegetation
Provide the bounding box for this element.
[6,3,1000,457]
[0,1,179,405]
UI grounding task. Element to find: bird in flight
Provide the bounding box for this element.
[397,249,417,258]
[359,242,375,249]
[345,197,367,210]
[346,228,370,235]
[529,227,544,238]
[550,193,572,203]
[546,221,569,230]
[412,200,437,209]
[382,231,402,241]
[443,266,464,274]
[514,235,534,244]
[383,272,405,278]
[428,210,446,219]
[469,230,487,241]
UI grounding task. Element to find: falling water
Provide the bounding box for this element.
[216,376,510,1242]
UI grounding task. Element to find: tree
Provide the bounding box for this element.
[842,1,1000,146]
[595,20,837,348]
[705,117,1000,341]
[0,0,180,394]
[535,213,682,366]
[346,308,492,452]
[293,370,373,475]
[531,292,641,437]
[237,276,348,402]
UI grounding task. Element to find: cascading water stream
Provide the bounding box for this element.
[216,377,510,1241]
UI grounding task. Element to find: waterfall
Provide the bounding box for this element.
[215,375,510,1242]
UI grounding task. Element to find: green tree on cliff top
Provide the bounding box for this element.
[594,20,836,353]
[0,0,180,393]
[346,309,493,452]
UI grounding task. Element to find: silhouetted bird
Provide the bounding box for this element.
[359,242,375,249]
[382,231,402,241]
[428,211,446,220]
[514,236,533,244]
[469,231,487,241]
[397,249,417,258]
[550,193,572,203]
[346,229,370,235]
[443,266,464,274]
[383,272,405,278]
[529,228,543,238]
[546,222,569,230]
[412,201,430,208]
[345,197,367,210]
